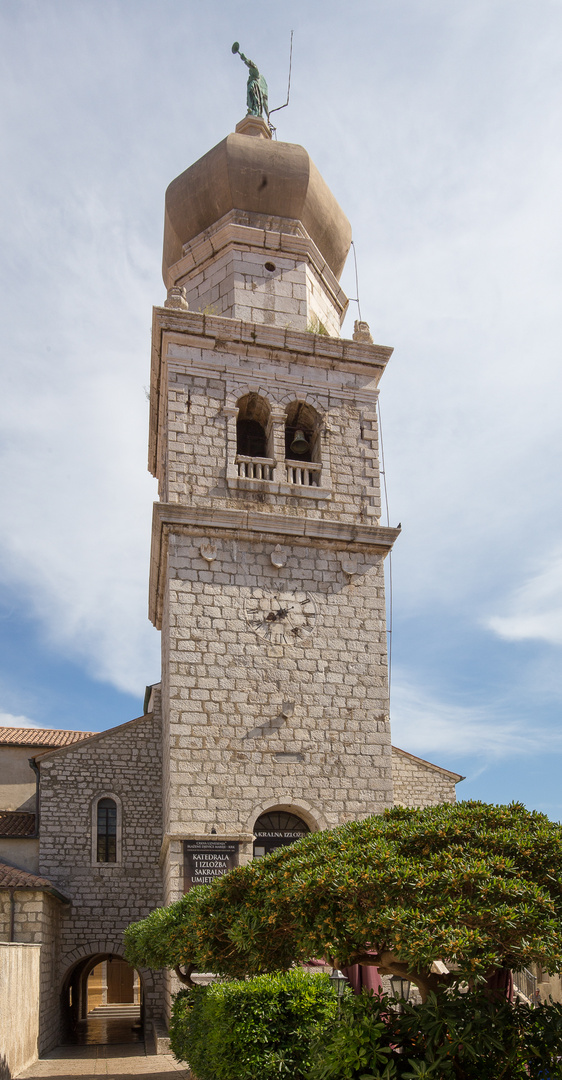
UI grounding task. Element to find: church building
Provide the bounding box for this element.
[0,111,463,1057]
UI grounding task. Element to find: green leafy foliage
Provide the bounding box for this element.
[170,976,562,1080]
[123,886,208,972]
[125,803,562,993]
[309,988,562,1080]
[169,969,337,1080]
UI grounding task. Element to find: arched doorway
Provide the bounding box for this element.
[253,811,310,858]
[61,952,143,1045]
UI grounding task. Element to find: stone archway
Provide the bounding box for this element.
[246,798,328,836]
[59,947,150,1046]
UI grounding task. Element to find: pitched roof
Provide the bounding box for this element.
[0,860,52,889]
[33,713,152,762]
[0,812,36,837]
[392,745,465,782]
[0,859,70,902]
[0,727,92,748]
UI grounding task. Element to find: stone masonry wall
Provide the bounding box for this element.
[37,711,165,1027]
[162,531,393,903]
[392,747,460,808]
[305,262,341,337]
[162,327,383,527]
[181,248,312,331]
[175,212,344,337]
[0,890,62,1054]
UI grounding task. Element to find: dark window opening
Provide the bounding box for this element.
[253,811,310,858]
[236,393,271,458]
[97,798,117,863]
[237,418,267,458]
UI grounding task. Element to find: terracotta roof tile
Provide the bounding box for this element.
[0,860,53,889]
[0,812,36,837]
[0,727,92,747]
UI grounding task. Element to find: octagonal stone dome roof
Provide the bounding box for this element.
[163,131,352,282]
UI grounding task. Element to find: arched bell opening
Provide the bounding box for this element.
[60,952,143,1046]
[236,393,271,459]
[253,810,310,859]
[284,401,320,464]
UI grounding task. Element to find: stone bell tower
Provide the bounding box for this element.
[148,115,400,909]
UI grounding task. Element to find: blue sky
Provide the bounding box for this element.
[0,1,561,816]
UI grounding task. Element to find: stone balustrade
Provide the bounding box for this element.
[236,456,276,481]
[285,459,322,487]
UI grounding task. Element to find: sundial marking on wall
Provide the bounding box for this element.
[244,588,317,644]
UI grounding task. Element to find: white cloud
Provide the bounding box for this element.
[487,551,562,647]
[390,677,555,760]
[0,153,162,695]
[0,712,38,729]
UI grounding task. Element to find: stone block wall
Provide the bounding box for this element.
[37,712,166,1031]
[182,248,311,331]
[21,891,60,1054]
[305,262,341,336]
[162,530,393,904]
[175,211,345,337]
[0,892,60,1055]
[392,747,461,808]
[157,313,386,528]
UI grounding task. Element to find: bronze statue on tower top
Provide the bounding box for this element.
[232,42,269,120]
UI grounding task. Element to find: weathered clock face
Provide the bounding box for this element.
[244,589,317,643]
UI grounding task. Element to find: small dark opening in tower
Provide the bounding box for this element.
[264,261,276,273]
[237,418,267,457]
[236,393,271,458]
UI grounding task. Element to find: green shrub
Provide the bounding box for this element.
[309,989,562,1080]
[170,975,562,1080]
[170,969,337,1080]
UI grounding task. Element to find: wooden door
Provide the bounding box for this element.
[107,958,135,1003]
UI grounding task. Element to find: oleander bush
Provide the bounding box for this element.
[309,989,562,1080]
[169,969,337,1080]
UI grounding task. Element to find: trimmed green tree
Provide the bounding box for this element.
[170,969,337,1080]
[124,802,562,1001]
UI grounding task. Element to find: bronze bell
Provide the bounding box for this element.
[290,429,310,455]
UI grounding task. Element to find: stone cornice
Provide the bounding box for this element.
[153,306,393,370]
[149,501,401,628]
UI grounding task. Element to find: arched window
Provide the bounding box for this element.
[92,793,122,865]
[236,393,271,459]
[284,402,320,464]
[253,811,310,859]
[97,799,117,862]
